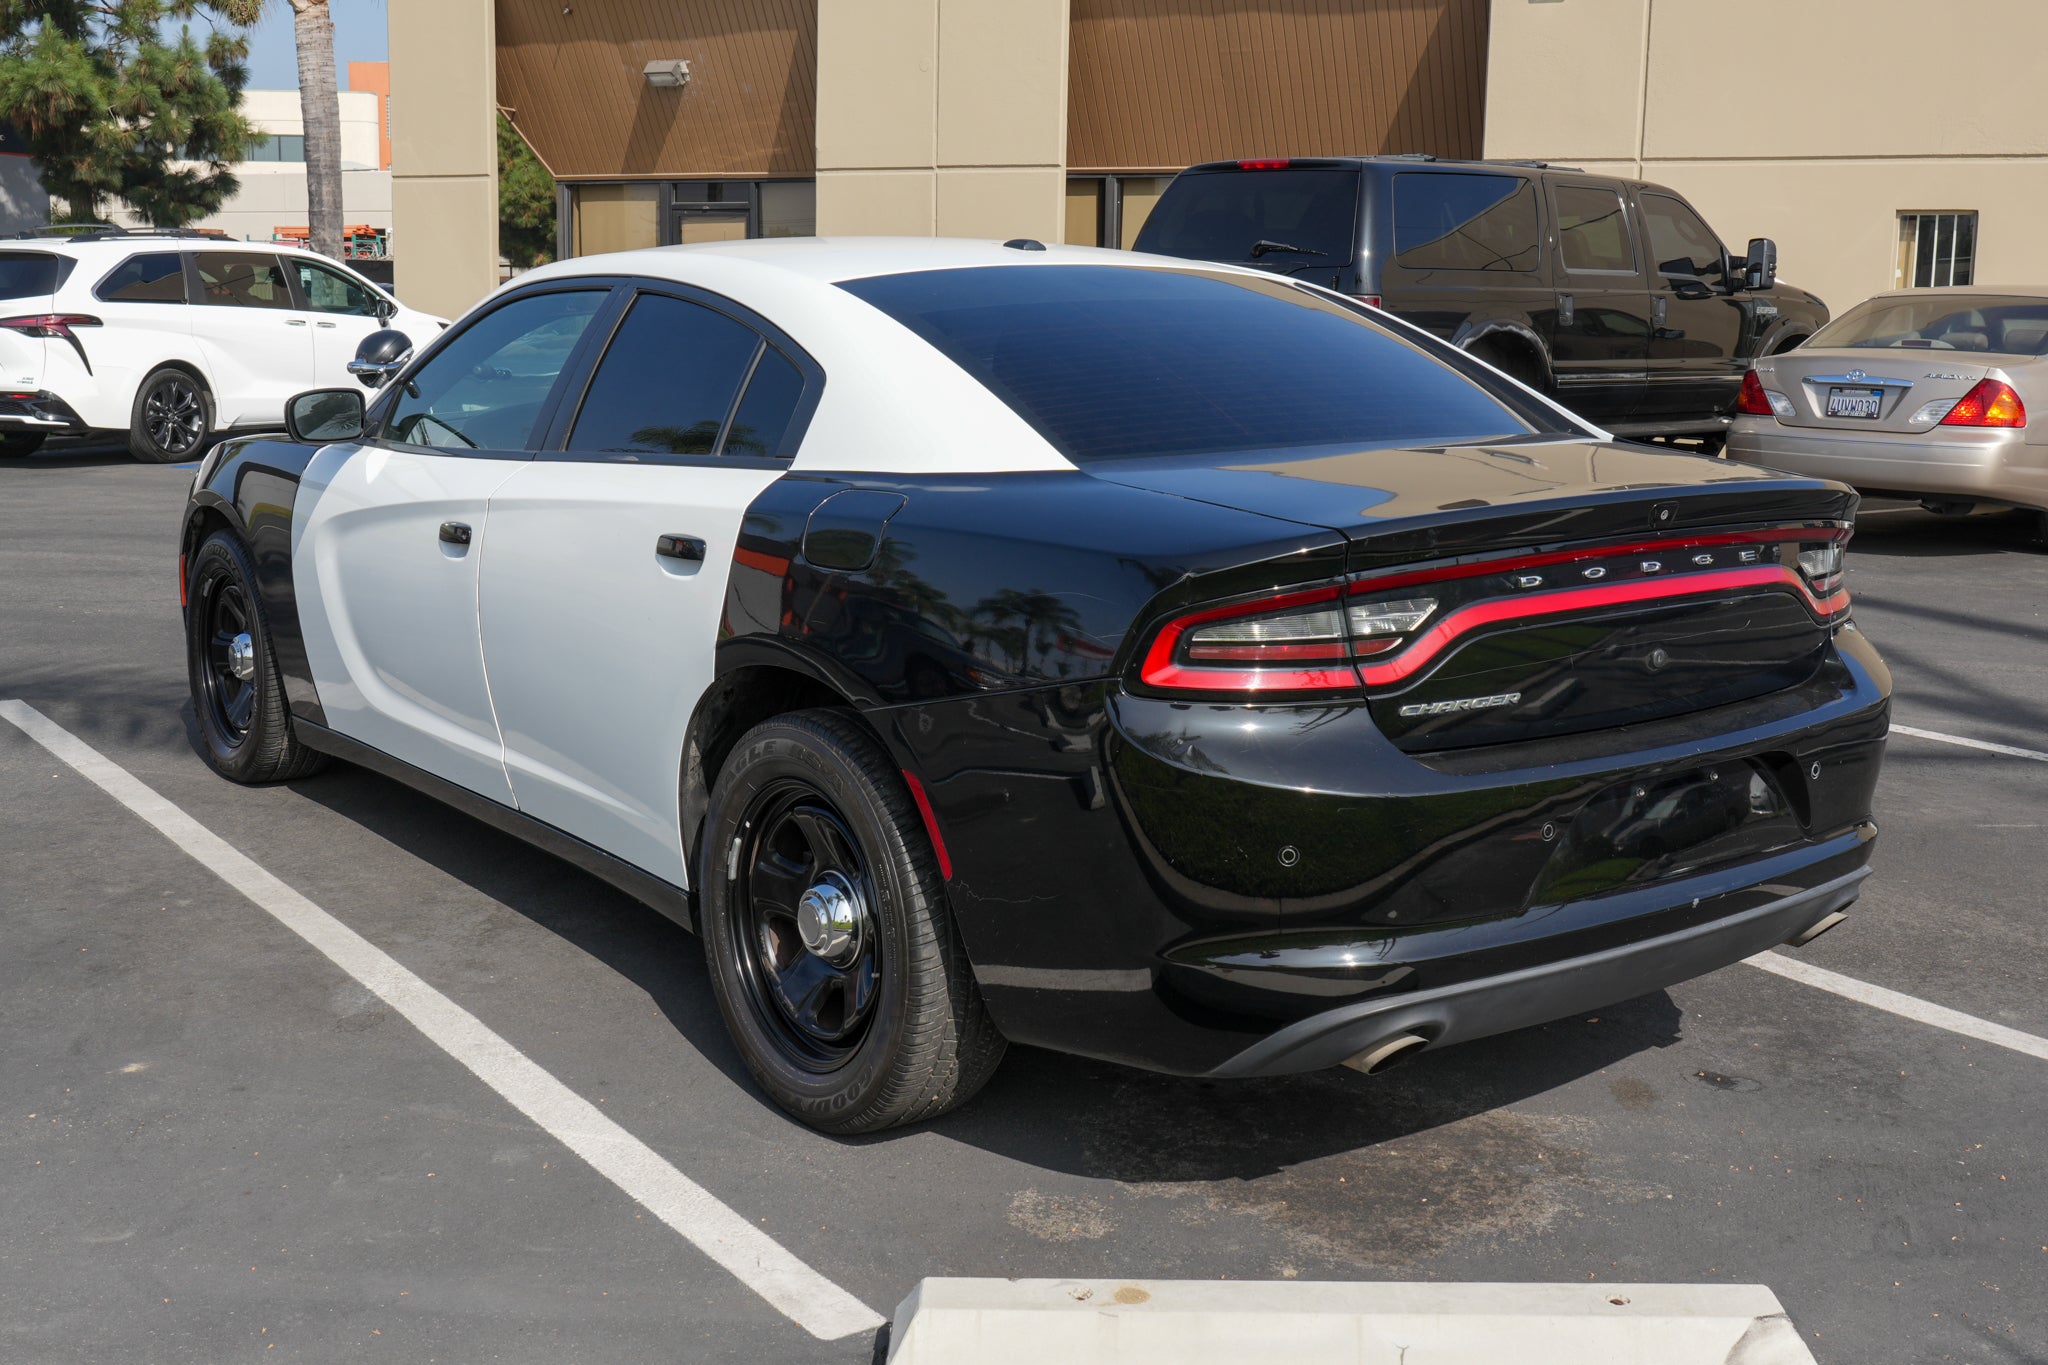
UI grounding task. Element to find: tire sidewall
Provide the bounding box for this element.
[185,532,271,781]
[131,369,210,463]
[700,723,921,1128]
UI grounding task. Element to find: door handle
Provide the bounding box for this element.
[439,521,472,546]
[316,320,337,329]
[655,533,706,561]
[286,318,308,326]
[1652,296,1668,328]
[1556,292,1575,327]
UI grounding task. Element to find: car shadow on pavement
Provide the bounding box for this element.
[287,750,1685,1184]
[1849,505,2042,558]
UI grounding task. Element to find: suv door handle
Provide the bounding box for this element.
[439,521,472,546]
[1556,292,1575,327]
[316,320,337,329]
[655,534,706,561]
[286,318,308,326]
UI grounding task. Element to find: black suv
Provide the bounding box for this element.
[1133,155,1828,444]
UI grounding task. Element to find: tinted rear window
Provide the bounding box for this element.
[0,251,64,301]
[1810,296,2048,355]
[1132,169,1359,268]
[1393,172,1539,273]
[839,265,1538,463]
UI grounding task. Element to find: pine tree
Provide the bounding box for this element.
[0,0,259,226]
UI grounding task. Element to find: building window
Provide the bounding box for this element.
[570,183,660,255]
[1063,175,1176,249]
[1897,211,1976,288]
[563,180,815,257]
[245,134,305,163]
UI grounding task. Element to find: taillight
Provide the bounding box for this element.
[0,313,102,339]
[1736,371,1772,415]
[1236,158,1291,170]
[1140,586,1437,693]
[1939,378,2025,428]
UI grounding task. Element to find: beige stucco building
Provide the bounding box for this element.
[390,0,2041,326]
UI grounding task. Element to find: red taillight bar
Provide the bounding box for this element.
[1355,565,1843,688]
[0,313,102,335]
[1346,526,1849,600]
[1236,158,1292,170]
[1137,528,1852,697]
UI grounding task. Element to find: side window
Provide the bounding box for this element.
[1553,185,1636,274]
[1392,173,1539,273]
[294,258,383,316]
[194,252,294,308]
[724,345,807,457]
[1641,193,1727,283]
[384,290,605,452]
[96,253,187,303]
[565,293,766,459]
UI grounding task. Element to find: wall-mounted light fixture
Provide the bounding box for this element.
[642,59,690,89]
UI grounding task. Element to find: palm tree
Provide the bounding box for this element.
[221,0,343,261]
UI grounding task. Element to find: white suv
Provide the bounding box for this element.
[0,229,444,462]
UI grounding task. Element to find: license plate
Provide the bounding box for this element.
[1826,385,1884,419]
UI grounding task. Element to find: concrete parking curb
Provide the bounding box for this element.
[885,1278,1816,1364]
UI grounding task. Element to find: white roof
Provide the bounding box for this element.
[516,235,1253,287]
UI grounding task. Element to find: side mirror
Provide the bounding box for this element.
[286,388,366,444]
[374,296,397,321]
[1742,237,1778,291]
[346,328,412,389]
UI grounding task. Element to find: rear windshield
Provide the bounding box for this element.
[1132,168,1359,269]
[1810,296,2048,355]
[0,251,65,301]
[838,265,1540,463]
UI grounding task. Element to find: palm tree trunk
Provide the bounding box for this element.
[289,0,344,261]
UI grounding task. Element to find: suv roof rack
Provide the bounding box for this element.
[9,224,234,243]
[1378,153,1585,172]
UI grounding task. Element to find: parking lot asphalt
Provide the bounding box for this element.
[3,449,2046,1364]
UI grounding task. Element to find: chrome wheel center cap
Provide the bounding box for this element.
[227,632,256,682]
[795,874,864,964]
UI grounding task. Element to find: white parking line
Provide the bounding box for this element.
[1746,951,2048,1063]
[0,700,884,1343]
[1889,723,2048,765]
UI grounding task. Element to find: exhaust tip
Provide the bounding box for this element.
[1342,1032,1432,1076]
[1785,910,1847,948]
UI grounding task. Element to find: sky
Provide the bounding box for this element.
[233,0,389,92]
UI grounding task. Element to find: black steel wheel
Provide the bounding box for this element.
[184,529,327,783]
[700,709,1005,1133]
[130,368,211,463]
[729,784,882,1071]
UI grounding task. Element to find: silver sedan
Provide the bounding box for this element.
[1728,287,2048,536]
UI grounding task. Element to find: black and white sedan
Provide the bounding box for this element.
[180,238,1890,1132]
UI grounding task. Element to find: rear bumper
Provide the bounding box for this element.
[1209,863,1867,1076]
[886,624,1891,1075]
[1729,417,2046,510]
[0,391,86,431]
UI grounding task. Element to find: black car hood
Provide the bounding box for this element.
[1087,436,1855,568]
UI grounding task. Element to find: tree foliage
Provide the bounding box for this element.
[498,113,555,268]
[0,0,258,226]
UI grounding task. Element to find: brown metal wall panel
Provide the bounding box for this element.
[1068,0,1489,173]
[496,0,817,180]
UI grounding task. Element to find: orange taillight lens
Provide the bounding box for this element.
[1941,379,2026,428]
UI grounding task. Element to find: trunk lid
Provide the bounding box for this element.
[1755,348,1993,433]
[1104,437,1852,751]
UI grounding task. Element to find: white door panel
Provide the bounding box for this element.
[189,252,316,426]
[477,461,783,884]
[294,442,527,804]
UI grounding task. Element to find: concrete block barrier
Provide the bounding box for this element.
[886,1278,1816,1364]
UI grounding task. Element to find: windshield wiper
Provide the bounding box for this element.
[1248,239,1327,258]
